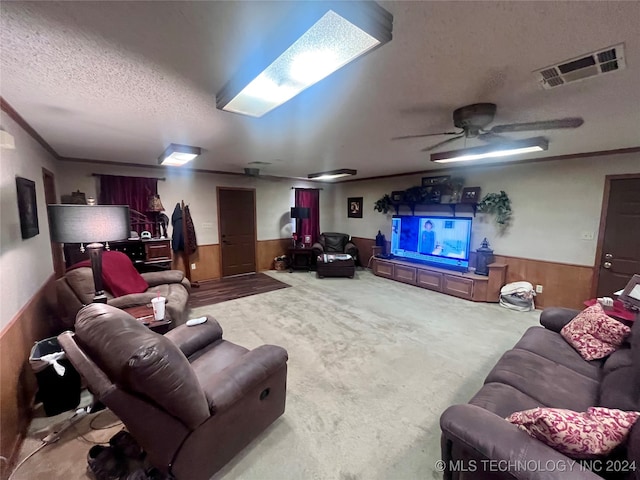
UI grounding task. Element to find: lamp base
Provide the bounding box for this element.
[86,242,107,303]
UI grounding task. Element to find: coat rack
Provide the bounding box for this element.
[180,200,199,288]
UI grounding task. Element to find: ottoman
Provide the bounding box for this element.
[316,254,356,278]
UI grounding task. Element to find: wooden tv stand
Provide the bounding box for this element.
[372,257,507,302]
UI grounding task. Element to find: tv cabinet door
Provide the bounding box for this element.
[417,268,443,291]
[373,259,394,279]
[443,275,474,300]
[394,264,417,285]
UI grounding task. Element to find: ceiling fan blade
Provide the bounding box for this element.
[478,131,509,143]
[490,117,584,134]
[391,131,462,141]
[420,135,465,152]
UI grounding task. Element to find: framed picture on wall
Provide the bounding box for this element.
[16,177,39,239]
[348,197,363,218]
[421,175,450,187]
[461,187,481,204]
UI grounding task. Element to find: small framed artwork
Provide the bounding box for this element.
[461,187,481,204]
[304,234,312,245]
[421,175,450,187]
[347,197,363,218]
[16,176,39,239]
[390,191,404,202]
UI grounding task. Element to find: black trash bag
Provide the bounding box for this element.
[29,337,81,416]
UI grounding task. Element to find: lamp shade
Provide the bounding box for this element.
[47,205,130,243]
[290,207,310,219]
[147,194,165,212]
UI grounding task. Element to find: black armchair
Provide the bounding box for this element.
[311,232,358,264]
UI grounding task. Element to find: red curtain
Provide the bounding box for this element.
[295,188,320,243]
[98,175,158,233]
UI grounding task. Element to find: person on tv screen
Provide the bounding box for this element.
[419,220,437,255]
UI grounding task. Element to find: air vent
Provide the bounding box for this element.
[534,43,625,89]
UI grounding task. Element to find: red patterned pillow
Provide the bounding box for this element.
[560,303,631,360]
[508,407,639,458]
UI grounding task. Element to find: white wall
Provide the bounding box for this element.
[56,161,334,244]
[332,153,640,266]
[0,112,58,330]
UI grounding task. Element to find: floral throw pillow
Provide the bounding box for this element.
[508,407,640,458]
[560,303,631,361]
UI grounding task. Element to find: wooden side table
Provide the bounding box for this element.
[288,247,314,272]
[123,304,172,333]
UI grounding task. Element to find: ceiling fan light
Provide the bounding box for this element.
[430,137,548,163]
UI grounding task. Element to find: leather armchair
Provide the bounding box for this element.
[311,232,358,263]
[56,268,191,329]
[58,303,288,480]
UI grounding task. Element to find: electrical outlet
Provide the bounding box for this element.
[581,231,595,240]
[191,263,196,270]
[536,284,544,294]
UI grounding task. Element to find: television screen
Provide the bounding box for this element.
[390,215,472,271]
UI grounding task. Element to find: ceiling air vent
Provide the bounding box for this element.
[535,43,625,89]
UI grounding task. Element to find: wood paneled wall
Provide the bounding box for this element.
[351,236,593,309]
[257,238,292,272]
[0,275,59,478]
[171,239,291,281]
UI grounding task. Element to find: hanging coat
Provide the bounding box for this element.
[171,203,184,252]
[184,205,197,255]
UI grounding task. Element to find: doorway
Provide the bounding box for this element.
[593,175,640,297]
[217,187,257,277]
[42,167,65,278]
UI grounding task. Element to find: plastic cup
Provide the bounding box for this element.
[151,297,166,321]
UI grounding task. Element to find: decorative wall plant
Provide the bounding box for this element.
[477,191,512,231]
[374,194,393,214]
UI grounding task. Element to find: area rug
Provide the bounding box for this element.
[188,272,290,308]
[12,269,539,480]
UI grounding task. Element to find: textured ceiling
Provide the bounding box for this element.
[1,1,639,179]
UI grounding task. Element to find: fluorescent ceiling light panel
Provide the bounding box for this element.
[308,168,357,180]
[217,3,393,117]
[158,143,201,166]
[431,137,549,164]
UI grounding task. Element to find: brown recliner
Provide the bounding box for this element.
[58,303,288,480]
[311,232,359,263]
[56,268,191,329]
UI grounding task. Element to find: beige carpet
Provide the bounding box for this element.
[13,269,540,480]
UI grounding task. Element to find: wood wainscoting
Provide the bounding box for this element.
[171,239,291,281]
[351,236,593,310]
[0,275,59,478]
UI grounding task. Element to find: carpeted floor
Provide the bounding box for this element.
[12,269,540,480]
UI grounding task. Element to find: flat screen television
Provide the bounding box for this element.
[390,215,473,272]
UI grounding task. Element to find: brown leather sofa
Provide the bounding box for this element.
[58,303,288,480]
[312,232,359,263]
[440,307,639,480]
[56,268,191,329]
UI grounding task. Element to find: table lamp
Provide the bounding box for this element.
[48,205,130,303]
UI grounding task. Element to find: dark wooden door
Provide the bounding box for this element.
[218,188,256,277]
[43,168,65,278]
[595,177,640,297]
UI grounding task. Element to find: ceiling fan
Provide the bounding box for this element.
[392,103,584,152]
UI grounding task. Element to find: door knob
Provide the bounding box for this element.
[603,262,612,269]
[604,253,613,260]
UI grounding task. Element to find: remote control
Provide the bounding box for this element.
[186,317,207,327]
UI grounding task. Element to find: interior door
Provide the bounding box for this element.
[218,188,256,277]
[43,168,65,278]
[595,176,640,297]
